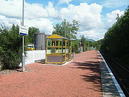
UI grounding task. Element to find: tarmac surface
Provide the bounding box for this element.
[0,50,102,97]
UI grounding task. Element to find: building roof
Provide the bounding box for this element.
[47,34,65,39]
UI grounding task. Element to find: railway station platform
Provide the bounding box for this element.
[0,50,125,97]
[98,51,126,97]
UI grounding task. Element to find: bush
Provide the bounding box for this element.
[0,25,22,69]
[101,6,129,65]
[0,25,40,70]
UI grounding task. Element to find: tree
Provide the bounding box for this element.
[26,27,40,44]
[0,25,40,70]
[100,6,129,65]
[80,35,86,51]
[0,24,22,69]
[53,19,79,39]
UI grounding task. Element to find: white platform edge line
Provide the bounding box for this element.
[62,60,73,66]
[98,51,126,97]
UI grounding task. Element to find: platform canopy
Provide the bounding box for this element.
[47,34,66,39]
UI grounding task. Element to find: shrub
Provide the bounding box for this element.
[0,25,22,69]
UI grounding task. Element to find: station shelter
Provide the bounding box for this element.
[45,34,72,64]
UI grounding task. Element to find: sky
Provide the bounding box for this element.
[0,0,128,40]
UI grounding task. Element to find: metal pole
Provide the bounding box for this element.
[22,0,24,26]
[22,0,25,72]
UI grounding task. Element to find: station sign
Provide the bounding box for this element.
[19,25,28,35]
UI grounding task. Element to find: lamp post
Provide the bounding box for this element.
[21,0,25,72]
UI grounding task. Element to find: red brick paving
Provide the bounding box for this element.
[0,50,102,97]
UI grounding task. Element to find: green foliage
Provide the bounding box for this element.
[52,19,79,39]
[93,39,103,50]
[0,25,39,70]
[26,27,39,44]
[79,35,101,51]
[0,25,22,69]
[53,19,79,53]
[52,19,101,53]
[101,6,129,65]
[72,40,80,53]
[71,35,101,53]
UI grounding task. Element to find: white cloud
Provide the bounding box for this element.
[46,2,58,18]
[0,15,19,27]
[0,15,53,34]
[58,0,73,4]
[25,18,54,33]
[0,0,104,40]
[102,0,129,8]
[59,3,104,40]
[0,0,21,17]
[0,0,125,40]
[25,3,48,19]
[0,0,57,19]
[0,0,55,34]
[60,3,103,30]
[79,30,105,40]
[105,10,124,28]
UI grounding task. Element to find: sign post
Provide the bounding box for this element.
[20,0,28,72]
[19,25,28,72]
[19,26,28,35]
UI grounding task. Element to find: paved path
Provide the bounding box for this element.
[0,50,102,97]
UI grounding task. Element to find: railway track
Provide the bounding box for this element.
[102,54,129,97]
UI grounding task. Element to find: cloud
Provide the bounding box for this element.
[0,15,20,27]
[0,14,54,33]
[0,0,57,19]
[0,0,104,40]
[0,0,125,40]
[104,10,124,29]
[60,3,103,30]
[25,18,54,33]
[0,0,21,18]
[79,30,105,40]
[58,0,73,4]
[102,0,129,8]
[0,0,55,34]
[46,2,58,18]
[25,3,48,19]
[59,3,104,40]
